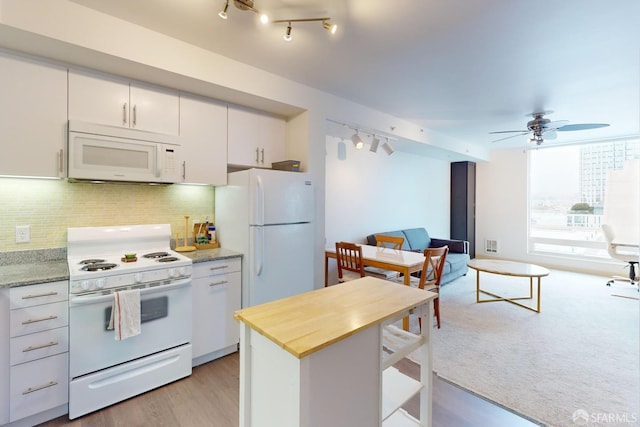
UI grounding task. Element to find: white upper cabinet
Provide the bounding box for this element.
[0,51,67,178]
[179,95,228,185]
[227,106,286,168]
[68,69,179,135]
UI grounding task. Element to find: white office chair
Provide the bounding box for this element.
[602,224,639,291]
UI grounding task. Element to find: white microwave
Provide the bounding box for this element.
[68,121,183,183]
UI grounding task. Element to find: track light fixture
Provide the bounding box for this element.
[351,131,364,150]
[284,23,292,41]
[370,136,380,153]
[322,20,338,34]
[382,138,395,156]
[218,0,269,23]
[217,1,337,41]
[218,0,229,19]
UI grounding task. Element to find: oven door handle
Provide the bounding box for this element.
[69,278,192,306]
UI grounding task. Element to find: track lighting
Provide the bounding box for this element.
[284,23,292,42]
[370,136,380,153]
[272,17,337,42]
[219,1,337,42]
[323,20,337,34]
[351,132,364,150]
[382,139,394,156]
[218,0,229,19]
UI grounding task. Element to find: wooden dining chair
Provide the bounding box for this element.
[334,241,365,284]
[418,246,449,329]
[375,234,404,250]
[363,234,404,280]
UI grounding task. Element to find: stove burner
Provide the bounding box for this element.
[81,263,118,272]
[143,252,170,259]
[157,257,179,263]
[78,259,106,265]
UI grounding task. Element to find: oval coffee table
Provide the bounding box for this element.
[467,259,550,313]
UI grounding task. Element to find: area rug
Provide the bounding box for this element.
[415,268,639,427]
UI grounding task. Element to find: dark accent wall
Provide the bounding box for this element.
[450,161,476,258]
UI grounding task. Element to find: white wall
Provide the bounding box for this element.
[476,148,622,277]
[324,135,451,283]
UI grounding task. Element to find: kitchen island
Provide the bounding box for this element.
[234,277,437,427]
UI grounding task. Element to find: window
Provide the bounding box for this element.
[528,138,640,259]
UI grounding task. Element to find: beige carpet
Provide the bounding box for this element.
[417,268,639,427]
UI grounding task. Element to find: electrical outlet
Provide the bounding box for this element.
[16,225,30,243]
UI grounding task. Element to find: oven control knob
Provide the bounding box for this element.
[178,267,186,277]
[134,273,143,284]
[95,278,106,289]
[80,280,91,290]
[168,268,177,279]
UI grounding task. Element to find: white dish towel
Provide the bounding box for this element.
[107,289,141,340]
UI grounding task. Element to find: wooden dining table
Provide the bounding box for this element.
[325,244,426,330]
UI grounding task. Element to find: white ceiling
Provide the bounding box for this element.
[70,0,640,152]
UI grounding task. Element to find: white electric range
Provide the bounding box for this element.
[66,224,193,419]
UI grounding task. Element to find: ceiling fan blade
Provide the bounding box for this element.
[491,131,529,142]
[542,120,569,130]
[543,130,557,140]
[557,123,610,131]
[489,130,528,134]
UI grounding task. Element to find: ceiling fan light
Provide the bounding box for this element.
[218,0,229,19]
[284,24,292,42]
[260,13,269,24]
[370,136,380,153]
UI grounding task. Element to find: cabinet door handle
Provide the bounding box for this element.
[255,147,259,163]
[182,161,186,180]
[22,381,58,395]
[123,102,128,125]
[209,265,229,271]
[22,315,58,325]
[133,104,137,126]
[261,148,264,164]
[23,341,59,352]
[22,291,58,300]
[209,280,228,287]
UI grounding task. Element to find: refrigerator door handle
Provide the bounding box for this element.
[255,175,264,226]
[253,226,264,276]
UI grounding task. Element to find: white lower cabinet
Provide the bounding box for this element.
[9,352,68,423]
[191,257,241,366]
[0,288,9,425]
[7,281,69,424]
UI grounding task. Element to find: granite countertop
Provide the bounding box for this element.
[0,248,242,289]
[183,248,243,263]
[0,260,69,288]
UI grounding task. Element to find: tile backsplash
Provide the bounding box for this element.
[0,178,214,251]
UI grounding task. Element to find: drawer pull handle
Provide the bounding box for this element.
[209,266,228,271]
[23,381,58,395]
[22,291,58,300]
[209,280,228,287]
[23,341,59,352]
[22,315,58,325]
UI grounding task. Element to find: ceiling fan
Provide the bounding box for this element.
[490,111,610,145]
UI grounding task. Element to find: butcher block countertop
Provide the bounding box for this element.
[234,277,436,359]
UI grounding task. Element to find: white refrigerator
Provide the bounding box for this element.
[215,168,315,307]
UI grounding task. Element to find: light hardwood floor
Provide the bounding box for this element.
[40,352,538,427]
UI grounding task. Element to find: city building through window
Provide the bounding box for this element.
[528,138,640,259]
